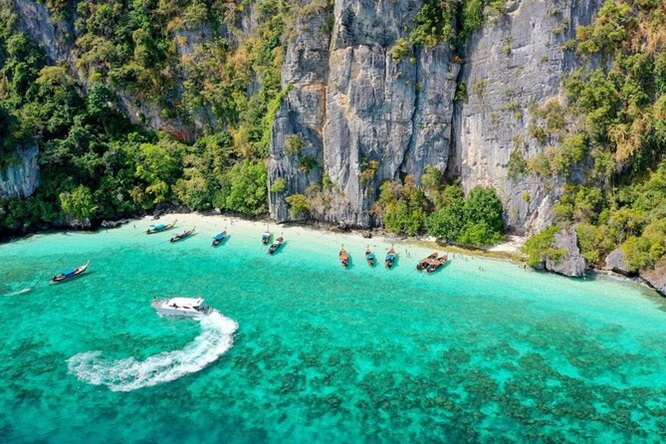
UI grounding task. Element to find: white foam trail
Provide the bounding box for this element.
[67,311,238,392]
[3,287,32,296]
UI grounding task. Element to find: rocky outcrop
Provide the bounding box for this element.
[605,247,632,275]
[545,225,586,277]
[454,0,600,234]
[0,144,40,199]
[12,0,75,64]
[270,0,458,227]
[10,0,196,138]
[642,259,666,297]
[268,3,332,222]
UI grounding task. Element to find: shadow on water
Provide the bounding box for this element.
[51,271,96,285]
[211,234,230,247]
[384,253,399,270]
[268,241,287,256]
[170,233,198,243]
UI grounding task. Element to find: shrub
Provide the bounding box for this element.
[270,177,287,193]
[285,193,311,219]
[522,225,567,266]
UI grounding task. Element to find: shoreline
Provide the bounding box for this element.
[4,211,661,297]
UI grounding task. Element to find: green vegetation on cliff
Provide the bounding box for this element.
[523,0,666,272]
[0,0,290,232]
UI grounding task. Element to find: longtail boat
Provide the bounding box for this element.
[146,219,177,234]
[385,245,397,269]
[339,245,349,268]
[261,227,272,245]
[417,252,438,271]
[268,234,284,254]
[426,254,449,273]
[212,228,227,247]
[170,227,195,243]
[365,246,375,267]
[52,260,90,283]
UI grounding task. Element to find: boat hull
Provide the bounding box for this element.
[154,307,208,317]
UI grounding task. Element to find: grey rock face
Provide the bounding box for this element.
[545,225,586,277]
[13,0,74,64]
[605,247,632,275]
[270,0,458,227]
[10,0,198,138]
[454,0,600,234]
[269,4,332,222]
[0,144,40,199]
[642,259,666,297]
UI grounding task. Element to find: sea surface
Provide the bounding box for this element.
[1,219,666,443]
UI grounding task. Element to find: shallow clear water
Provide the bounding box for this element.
[2,221,666,443]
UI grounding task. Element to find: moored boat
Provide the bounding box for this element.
[339,245,349,268]
[365,246,375,267]
[146,219,177,234]
[52,260,90,283]
[170,227,195,243]
[212,228,227,247]
[426,254,449,273]
[268,234,284,254]
[385,245,397,269]
[261,226,272,245]
[417,252,438,271]
[151,296,211,317]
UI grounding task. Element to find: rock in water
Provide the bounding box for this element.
[605,248,632,275]
[642,259,666,297]
[545,225,587,277]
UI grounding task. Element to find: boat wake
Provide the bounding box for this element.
[3,287,33,296]
[67,311,238,392]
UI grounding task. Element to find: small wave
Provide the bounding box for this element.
[3,287,33,296]
[67,311,238,392]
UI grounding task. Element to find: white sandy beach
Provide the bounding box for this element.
[136,212,529,267]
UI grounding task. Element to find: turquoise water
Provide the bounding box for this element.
[2,220,666,443]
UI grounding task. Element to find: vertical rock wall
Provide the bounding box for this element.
[0,144,40,198]
[453,0,600,234]
[270,0,459,227]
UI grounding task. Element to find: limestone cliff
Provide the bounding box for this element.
[270,0,458,227]
[10,0,600,233]
[269,0,600,230]
[453,0,599,234]
[0,144,40,199]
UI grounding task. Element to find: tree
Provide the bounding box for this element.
[426,198,465,242]
[59,185,97,220]
[134,142,180,205]
[464,186,505,234]
[285,193,311,219]
[223,160,267,215]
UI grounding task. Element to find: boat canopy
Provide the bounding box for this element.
[61,268,76,275]
[387,253,396,259]
[151,224,166,230]
[213,233,225,240]
[167,297,204,307]
[262,232,270,238]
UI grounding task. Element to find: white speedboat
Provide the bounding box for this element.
[151,297,211,317]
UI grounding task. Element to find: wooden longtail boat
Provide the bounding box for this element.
[268,234,284,254]
[170,227,195,243]
[385,245,397,269]
[339,245,349,268]
[365,246,375,267]
[52,260,90,283]
[426,254,449,273]
[261,226,272,245]
[416,252,438,271]
[212,228,227,247]
[146,219,177,234]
